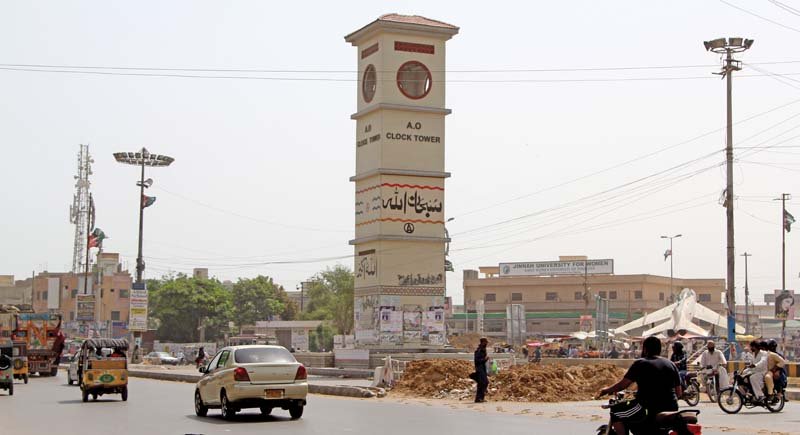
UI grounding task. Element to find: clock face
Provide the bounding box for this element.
[362,64,377,103]
[396,61,432,100]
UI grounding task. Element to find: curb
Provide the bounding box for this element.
[307,367,373,379]
[127,370,381,398]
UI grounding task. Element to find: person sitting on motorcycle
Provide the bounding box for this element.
[699,340,726,395]
[598,336,690,435]
[749,340,768,404]
[763,339,787,400]
[670,342,688,389]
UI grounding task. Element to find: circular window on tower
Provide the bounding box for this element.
[396,61,432,100]
[362,64,377,103]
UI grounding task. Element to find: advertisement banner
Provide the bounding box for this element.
[499,259,614,277]
[76,294,95,321]
[129,287,149,331]
[775,290,796,320]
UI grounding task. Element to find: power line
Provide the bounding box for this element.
[720,0,800,33]
[768,0,800,17]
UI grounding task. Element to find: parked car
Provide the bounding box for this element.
[68,348,83,385]
[147,351,179,366]
[194,345,307,420]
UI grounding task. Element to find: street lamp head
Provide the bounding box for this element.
[675,234,682,238]
[114,148,175,167]
[660,235,668,239]
[703,37,753,53]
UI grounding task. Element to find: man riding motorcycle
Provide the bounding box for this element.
[699,340,726,396]
[598,336,692,435]
[763,339,787,401]
[670,342,688,389]
[749,340,768,404]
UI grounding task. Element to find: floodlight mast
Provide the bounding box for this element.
[703,37,753,357]
[113,147,174,284]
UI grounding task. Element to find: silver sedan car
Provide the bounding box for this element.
[194,345,308,420]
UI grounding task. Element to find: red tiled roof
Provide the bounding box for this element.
[378,13,458,29]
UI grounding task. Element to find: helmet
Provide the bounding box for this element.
[767,339,778,352]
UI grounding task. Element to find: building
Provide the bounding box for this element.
[25,252,133,338]
[238,320,324,351]
[193,268,209,280]
[0,275,33,305]
[455,256,726,336]
[346,14,459,348]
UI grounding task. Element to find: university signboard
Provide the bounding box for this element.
[499,259,614,277]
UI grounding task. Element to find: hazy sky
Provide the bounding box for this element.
[2,1,800,305]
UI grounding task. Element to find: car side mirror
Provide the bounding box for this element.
[198,366,207,374]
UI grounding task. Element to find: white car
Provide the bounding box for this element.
[147,351,179,365]
[67,348,82,385]
[194,345,308,420]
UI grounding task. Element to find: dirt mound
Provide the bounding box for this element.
[447,333,482,351]
[393,360,625,402]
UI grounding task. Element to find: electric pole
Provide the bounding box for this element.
[704,37,753,356]
[741,252,752,334]
[776,193,792,351]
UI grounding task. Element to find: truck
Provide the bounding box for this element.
[13,312,64,376]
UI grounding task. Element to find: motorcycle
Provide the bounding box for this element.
[718,368,785,414]
[596,392,701,435]
[701,366,718,403]
[680,372,701,406]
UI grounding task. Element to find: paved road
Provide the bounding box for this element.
[2,374,798,434]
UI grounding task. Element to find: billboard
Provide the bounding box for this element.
[47,278,60,309]
[76,294,95,321]
[775,290,796,320]
[499,259,614,277]
[129,284,149,331]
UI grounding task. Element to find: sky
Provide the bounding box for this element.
[2,1,800,306]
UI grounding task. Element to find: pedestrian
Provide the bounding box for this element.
[474,337,490,403]
[195,346,206,368]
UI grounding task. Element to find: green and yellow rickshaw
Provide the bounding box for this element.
[12,340,28,384]
[78,338,129,402]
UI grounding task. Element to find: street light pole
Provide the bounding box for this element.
[704,37,753,356]
[661,234,682,305]
[741,252,752,334]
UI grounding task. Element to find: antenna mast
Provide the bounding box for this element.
[69,144,93,272]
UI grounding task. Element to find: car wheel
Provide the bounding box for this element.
[260,406,272,416]
[289,405,304,420]
[8,383,13,396]
[82,388,89,403]
[24,375,28,384]
[121,386,128,402]
[220,391,236,420]
[194,390,208,417]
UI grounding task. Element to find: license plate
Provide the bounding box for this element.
[265,389,284,399]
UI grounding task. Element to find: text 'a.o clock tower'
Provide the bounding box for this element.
[345,14,458,348]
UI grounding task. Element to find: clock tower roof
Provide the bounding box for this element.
[345,14,459,45]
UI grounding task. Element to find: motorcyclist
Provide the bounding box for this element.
[670,342,688,389]
[598,336,690,435]
[749,340,767,404]
[763,339,787,400]
[699,340,726,395]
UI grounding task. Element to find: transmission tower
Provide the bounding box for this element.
[69,144,93,273]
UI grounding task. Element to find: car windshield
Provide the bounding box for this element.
[234,347,296,364]
[156,352,171,357]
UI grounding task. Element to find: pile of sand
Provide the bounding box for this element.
[447,333,482,351]
[393,360,626,402]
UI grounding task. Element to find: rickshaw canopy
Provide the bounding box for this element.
[82,338,129,351]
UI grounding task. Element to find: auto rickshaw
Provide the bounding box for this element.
[0,339,13,395]
[78,338,128,402]
[12,341,28,384]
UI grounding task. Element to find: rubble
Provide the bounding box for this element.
[393,360,626,402]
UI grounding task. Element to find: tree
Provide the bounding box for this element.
[148,274,233,342]
[231,276,296,327]
[301,265,354,334]
[308,323,335,352]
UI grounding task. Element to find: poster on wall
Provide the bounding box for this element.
[423,308,445,334]
[775,290,796,320]
[291,329,309,351]
[380,307,403,333]
[403,311,421,331]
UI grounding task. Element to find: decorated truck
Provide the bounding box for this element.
[14,312,64,376]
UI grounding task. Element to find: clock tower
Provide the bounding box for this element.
[345,14,458,348]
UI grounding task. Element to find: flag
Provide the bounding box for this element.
[784,210,795,233]
[141,194,156,209]
[663,249,672,261]
[444,259,454,272]
[88,228,107,249]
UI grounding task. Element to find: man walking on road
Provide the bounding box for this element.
[474,338,490,403]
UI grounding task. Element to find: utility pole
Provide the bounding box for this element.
[704,37,753,357]
[741,252,752,334]
[661,234,682,305]
[776,193,792,351]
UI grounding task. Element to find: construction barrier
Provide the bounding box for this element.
[728,361,800,377]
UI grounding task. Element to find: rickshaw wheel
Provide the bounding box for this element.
[92,393,98,401]
[82,388,89,402]
[23,374,28,384]
[121,387,128,401]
